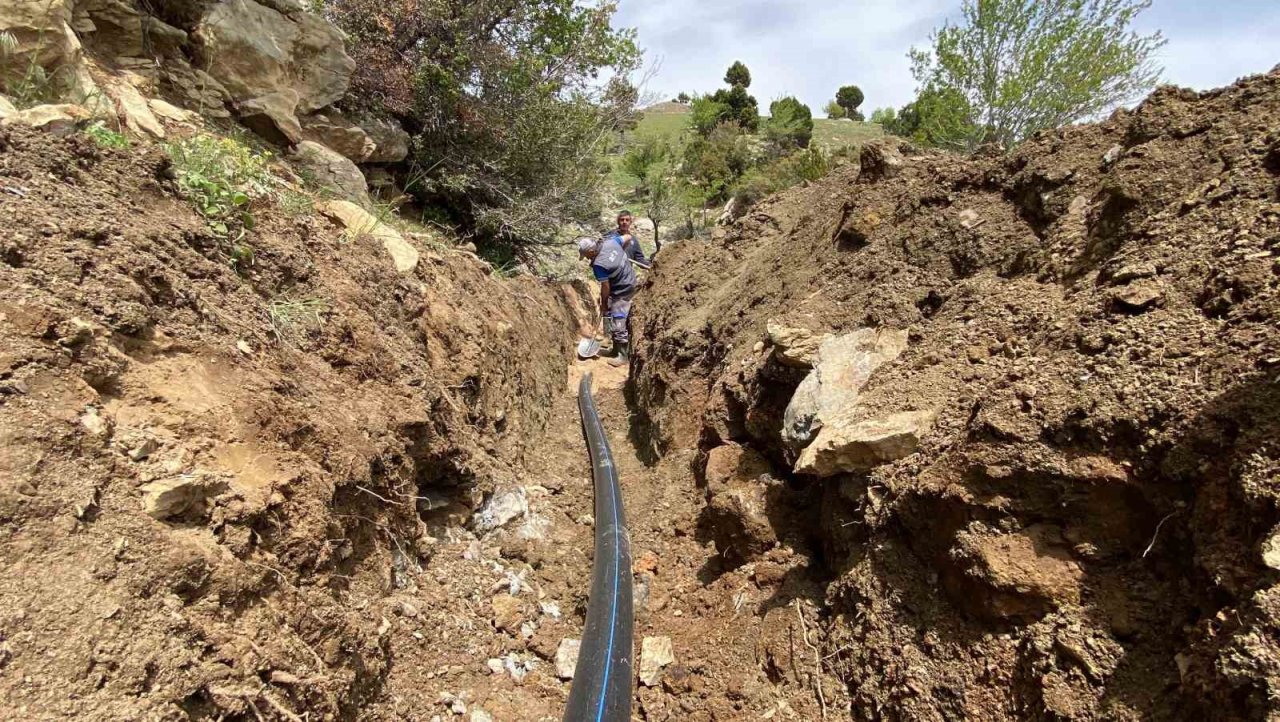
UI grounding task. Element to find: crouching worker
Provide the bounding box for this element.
[578,236,637,368]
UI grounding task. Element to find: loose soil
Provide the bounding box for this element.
[633,68,1280,720]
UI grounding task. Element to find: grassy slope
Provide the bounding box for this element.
[609,104,884,187]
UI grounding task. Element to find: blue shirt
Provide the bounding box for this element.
[591,240,637,298]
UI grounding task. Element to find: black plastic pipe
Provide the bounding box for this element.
[563,373,634,722]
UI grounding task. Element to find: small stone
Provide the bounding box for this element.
[473,488,529,533]
[1263,527,1280,572]
[1112,282,1163,313]
[555,638,581,680]
[80,409,112,438]
[317,200,419,273]
[270,670,302,685]
[236,340,254,355]
[1112,263,1156,284]
[140,476,225,520]
[752,341,764,353]
[1103,145,1124,166]
[485,658,504,675]
[491,593,523,633]
[129,438,161,461]
[470,711,492,722]
[638,636,675,687]
[633,549,660,576]
[395,600,419,618]
[958,209,980,228]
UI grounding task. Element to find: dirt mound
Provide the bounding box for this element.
[0,125,588,719]
[633,69,1280,719]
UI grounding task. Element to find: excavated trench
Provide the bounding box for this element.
[4,67,1280,722]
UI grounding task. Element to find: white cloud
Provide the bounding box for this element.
[615,0,1280,117]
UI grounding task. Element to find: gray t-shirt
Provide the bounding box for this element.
[591,239,637,298]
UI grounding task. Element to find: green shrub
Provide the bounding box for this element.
[824,100,845,119]
[764,96,814,152]
[83,121,129,149]
[733,147,831,207]
[166,134,274,241]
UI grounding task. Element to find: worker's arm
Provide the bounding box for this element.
[623,233,648,265]
[598,280,611,318]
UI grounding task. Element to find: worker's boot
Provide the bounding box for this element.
[607,341,630,367]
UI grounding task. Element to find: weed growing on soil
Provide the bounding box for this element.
[83,121,129,149]
[166,133,273,244]
[269,297,328,341]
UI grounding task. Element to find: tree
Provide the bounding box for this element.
[326,0,640,246]
[690,95,731,136]
[764,96,814,151]
[682,124,753,201]
[675,92,691,103]
[835,85,865,117]
[869,107,897,126]
[622,135,668,190]
[910,0,1165,148]
[643,160,679,255]
[891,86,979,148]
[710,84,759,131]
[823,100,845,119]
[724,61,751,88]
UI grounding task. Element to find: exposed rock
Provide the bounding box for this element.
[317,200,419,274]
[704,443,771,491]
[555,638,581,680]
[147,98,199,125]
[357,115,411,164]
[76,0,187,60]
[1263,527,1280,572]
[706,482,779,561]
[239,90,303,146]
[860,141,905,180]
[766,320,829,369]
[192,0,354,113]
[301,111,375,162]
[0,103,90,136]
[639,636,675,687]
[103,76,164,138]
[293,140,370,205]
[0,0,80,88]
[782,327,910,449]
[717,197,744,225]
[159,60,232,118]
[795,409,935,477]
[0,95,15,119]
[1112,262,1157,284]
[471,487,528,533]
[79,408,112,439]
[490,593,523,634]
[1112,281,1163,312]
[140,475,227,520]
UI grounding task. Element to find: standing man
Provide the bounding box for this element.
[578,236,637,367]
[606,210,649,266]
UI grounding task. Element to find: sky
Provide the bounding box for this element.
[613,0,1280,117]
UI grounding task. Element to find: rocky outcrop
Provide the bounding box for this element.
[192,0,354,114]
[359,115,412,163]
[239,90,304,146]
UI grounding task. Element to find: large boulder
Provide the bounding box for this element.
[101,74,164,138]
[293,140,371,206]
[782,327,909,449]
[74,0,187,62]
[301,111,376,162]
[191,0,355,114]
[239,90,303,146]
[159,59,232,118]
[358,115,412,163]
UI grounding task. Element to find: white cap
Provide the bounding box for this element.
[576,237,598,256]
